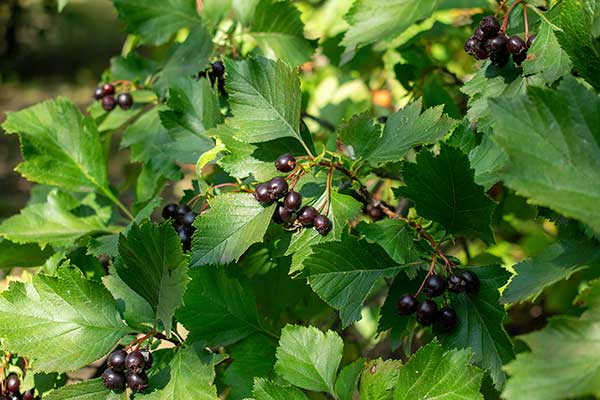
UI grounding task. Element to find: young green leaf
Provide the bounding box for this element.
[335,358,365,400]
[0,239,53,269]
[44,378,127,400]
[359,358,402,400]
[355,219,421,265]
[253,378,309,400]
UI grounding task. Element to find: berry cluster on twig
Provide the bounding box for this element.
[102,349,152,393]
[93,83,134,112]
[162,204,197,251]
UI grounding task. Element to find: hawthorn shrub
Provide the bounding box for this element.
[0,0,599,399]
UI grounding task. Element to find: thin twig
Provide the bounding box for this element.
[500,0,523,32]
[301,112,336,132]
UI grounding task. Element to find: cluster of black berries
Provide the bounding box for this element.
[396,270,480,330]
[162,203,196,251]
[198,61,225,93]
[464,16,536,67]
[1,373,38,400]
[102,349,152,393]
[365,204,384,221]
[254,154,332,235]
[93,83,134,112]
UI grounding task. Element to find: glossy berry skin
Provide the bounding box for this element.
[127,371,148,393]
[423,275,446,298]
[182,211,196,227]
[313,214,331,235]
[297,206,318,226]
[416,300,438,326]
[102,368,126,391]
[107,349,128,372]
[438,307,458,330]
[284,191,302,211]
[139,349,153,370]
[473,26,486,41]
[479,16,500,36]
[94,87,105,100]
[366,204,384,221]
[488,34,508,53]
[23,391,35,400]
[6,373,20,394]
[117,93,133,110]
[527,34,537,48]
[447,273,466,293]
[177,226,192,251]
[162,203,178,220]
[472,41,490,60]
[211,61,225,77]
[461,270,480,293]
[275,154,296,172]
[254,183,272,203]
[102,83,115,95]
[268,177,289,200]
[490,50,510,67]
[464,37,478,54]
[396,294,418,315]
[125,350,146,373]
[274,203,294,224]
[507,35,526,55]
[513,51,527,65]
[101,96,117,111]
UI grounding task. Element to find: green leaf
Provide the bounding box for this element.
[0,268,129,372]
[355,219,420,265]
[139,344,225,399]
[253,378,309,400]
[359,359,402,400]
[341,0,439,51]
[225,57,311,155]
[0,239,53,269]
[396,145,497,243]
[501,241,600,304]
[335,358,365,400]
[503,280,600,400]
[115,221,189,333]
[275,325,344,394]
[44,378,127,400]
[393,340,484,400]
[249,0,316,66]
[468,134,508,190]
[110,54,158,81]
[190,193,276,267]
[1,98,112,196]
[113,0,201,45]
[223,334,278,400]
[0,190,111,248]
[176,266,266,346]
[490,77,600,234]
[439,266,514,389]
[304,236,404,327]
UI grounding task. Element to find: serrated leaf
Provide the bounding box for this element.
[190,193,276,267]
[0,268,129,372]
[394,340,484,399]
[176,266,267,346]
[468,134,508,190]
[113,0,201,45]
[341,0,439,51]
[501,241,600,304]
[397,145,497,243]
[355,219,421,265]
[139,344,225,399]
[490,77,600,234]
[110,54,158,81]
[115,221,189,334]
[249,0,316,66]
[44,378,127,400]
[253,378,309,400]
[275,325,343,394]
[0,190,112,248]
[335,358,365,400]
[439,266,514,389]
[304,236,404,327]
[0,239,53,269]
[359,359,402,400]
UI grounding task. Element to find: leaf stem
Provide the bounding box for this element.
[301,112,336,132]
[495,0,511,17]
[500,0,523,32]
[523,3,529,41]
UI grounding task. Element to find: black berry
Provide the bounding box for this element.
[162,203,178,220]
[366,204,384,221]
[490,50,510,67]
[275,154,296,172]
[254,183,272,203]
[423,275,446,298]
[267,177,288,200]
[298,206,318,226]
[117,93,134,110]
[107,350,128,372]
[283,191,302,211]
[396,294,418,315]
[182,211,196,227]
[274,203,294,224]
[102,83,115,95]
[416,300,438,326]
[527,34,537,48]
[94,87,105,100]
[22,390,35,400]
[101,96,117,111]
[447,273,466,293]
[461,270,480,293]
[5,373,19,394]
[139,349,153,370]
[176,204,192,223]
[177,226,192,251]
[506,35,526,55]
[102,368,126,391]
[479,16,500,36]
[464,37,478,54]
[127,372,148,393]
[313,214,331,235]
[211,61,225,77]
[513,51,527,65]
[377,116,388,124]
[488,34,508,53]
[473,26,486,41]
[125,350,145,373]
[472,41,490,60]
[438,307,457,330]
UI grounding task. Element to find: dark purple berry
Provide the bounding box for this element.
[254,183,272,203]
[182,211,196,227]
[22,391,35,400]
[273,203,294,224]
[473,26,486,41]
[177,226,192,251]
[298,206,318,226]
[267,177,289,200]
[125,351,146,373]
[107,350,127,372]
[102,83,115,95]
[526,34,537,48]
[176,204,192,223]
[396,294,418,315]
[479,16,500,36]
[366,204,384,221]
[488,34,508,53]
[162,203,178,220]
[102,368,126,391]
[472,41,491,60]
[461,270,480,293]
[139,349,153,370]
[416,300,438,326]
[490,50,510,67]
[313,214,331,235]
[447,273,466,293]
[423,275,446,298]
[101,96,117,111]
[211,61,225,77]
[438,307,457,330]
[6,373,20,394]
[275,154,296,172]
[377,116,388,124]
[127,371,148,393]
[507,35,526,55]
[513,50,527,65]
[117,93,134,110]
[94,87,105,100]
[283,191,302,211]
[464,37,478,55]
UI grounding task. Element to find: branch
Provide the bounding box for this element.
[302,112,336,132]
